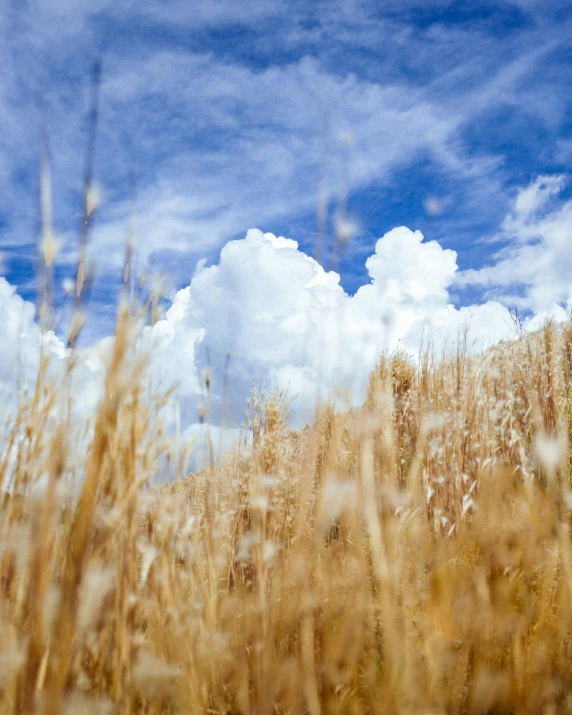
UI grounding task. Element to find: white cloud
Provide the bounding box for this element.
[511,175,566,225]
[142,226,512,427]
[0,278,108,443]
[0,278,65,399]
[458,175,572,317]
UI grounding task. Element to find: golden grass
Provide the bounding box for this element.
[2,303,572,714]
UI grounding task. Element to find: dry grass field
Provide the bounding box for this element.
[2,299,572,714]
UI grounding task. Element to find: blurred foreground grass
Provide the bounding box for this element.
[2,304,572,714]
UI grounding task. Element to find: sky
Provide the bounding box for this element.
[1,0,572,434]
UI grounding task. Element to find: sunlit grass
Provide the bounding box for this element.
[2,293,572,713]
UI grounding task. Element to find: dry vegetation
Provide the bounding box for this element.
[2,302,572,715]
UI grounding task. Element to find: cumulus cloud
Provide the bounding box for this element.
[0,277,109,436]
[143,226,513,428]
[0,278,65,399]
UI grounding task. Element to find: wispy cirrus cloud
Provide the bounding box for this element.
[457,175,572,317]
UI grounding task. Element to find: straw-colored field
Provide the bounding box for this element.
[2,303,572,714]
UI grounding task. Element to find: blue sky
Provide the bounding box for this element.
[1,0,572,344]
